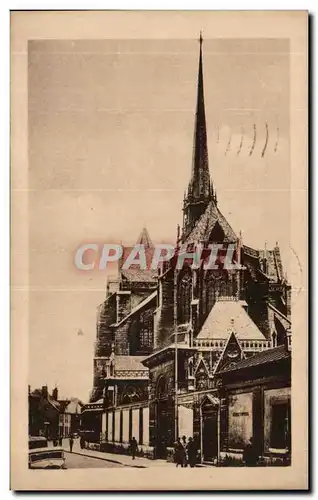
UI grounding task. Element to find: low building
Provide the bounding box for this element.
[214,338,291,466]
[29,386,83,440]
[28,386,61,439]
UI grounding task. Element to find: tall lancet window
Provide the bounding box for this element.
[139,310,153,350]
[177,267,192,324]
[205,270,216,317]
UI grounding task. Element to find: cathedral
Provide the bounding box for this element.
[82,36,292,465]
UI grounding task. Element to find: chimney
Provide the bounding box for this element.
[52,387,58,401]
[41,385,48,399]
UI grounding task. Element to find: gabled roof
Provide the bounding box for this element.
[218,345,290,373]
[197,299,265,340]
[194,356,210,376]
[114,355,148,372]
[121,269,157,283]
[200,393,220,407]
[185,200,237,245]
[136,227,153,248]
[47,394,62,412]
[213,331,245,374]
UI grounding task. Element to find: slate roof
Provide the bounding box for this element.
[185,200,237,245]
[219,345,290,373]
[136,227,153,248]
[114,356,148,372]
[121,269,157,283]
[197,299,265,340]
[47,394,62,412]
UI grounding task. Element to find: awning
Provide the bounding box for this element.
[200,393,220,407]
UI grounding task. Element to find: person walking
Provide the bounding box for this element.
[69,435,74,453]
[187,437,197,468]
[129,437,138,460]
[174,437,185,467]
[243,437,258,467]
[80,435,85,449]
[181,436,188,467]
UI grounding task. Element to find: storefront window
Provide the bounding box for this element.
[264,387,291,453]
[270,402,290,450]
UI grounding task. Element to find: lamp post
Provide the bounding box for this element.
[174,226,180,442]
[174,265,178,442]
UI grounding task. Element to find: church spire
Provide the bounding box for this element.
[190,31,210,198]
[182,33,214,240]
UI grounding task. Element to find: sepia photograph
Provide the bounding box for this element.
[10,10,308,490]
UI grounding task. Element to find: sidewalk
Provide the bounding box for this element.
[62,439,174,468]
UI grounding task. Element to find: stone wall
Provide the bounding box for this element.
[155,269,174,348]
[99,404,155,459]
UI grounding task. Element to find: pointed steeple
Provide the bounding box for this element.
[182,33,214,240]
[136,227,153,248]
[189,31,210,199]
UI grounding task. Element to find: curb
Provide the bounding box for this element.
[64,450,146,468]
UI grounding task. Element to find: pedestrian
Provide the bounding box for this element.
[69,435,74,453]
[243,437,258,467]
[181,435,188,467]
[187,437,197,468]
[80,435,85,449]
[129,437,138,460]
[174,437,185,467]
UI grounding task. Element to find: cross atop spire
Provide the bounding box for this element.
[199,31,203,46]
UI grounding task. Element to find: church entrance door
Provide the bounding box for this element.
[202,411,218,462]
[155,376,171,459]
[201,394,220,463]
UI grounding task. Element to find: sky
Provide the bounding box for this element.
[28,38,291,401]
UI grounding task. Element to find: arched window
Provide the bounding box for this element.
[177,268,192,324]
[205,270,215,316]
[188,357,194,377]
[121,386,140,405]
[156,375,167,400]
[139,311,153,350]
[209,222,225,244]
